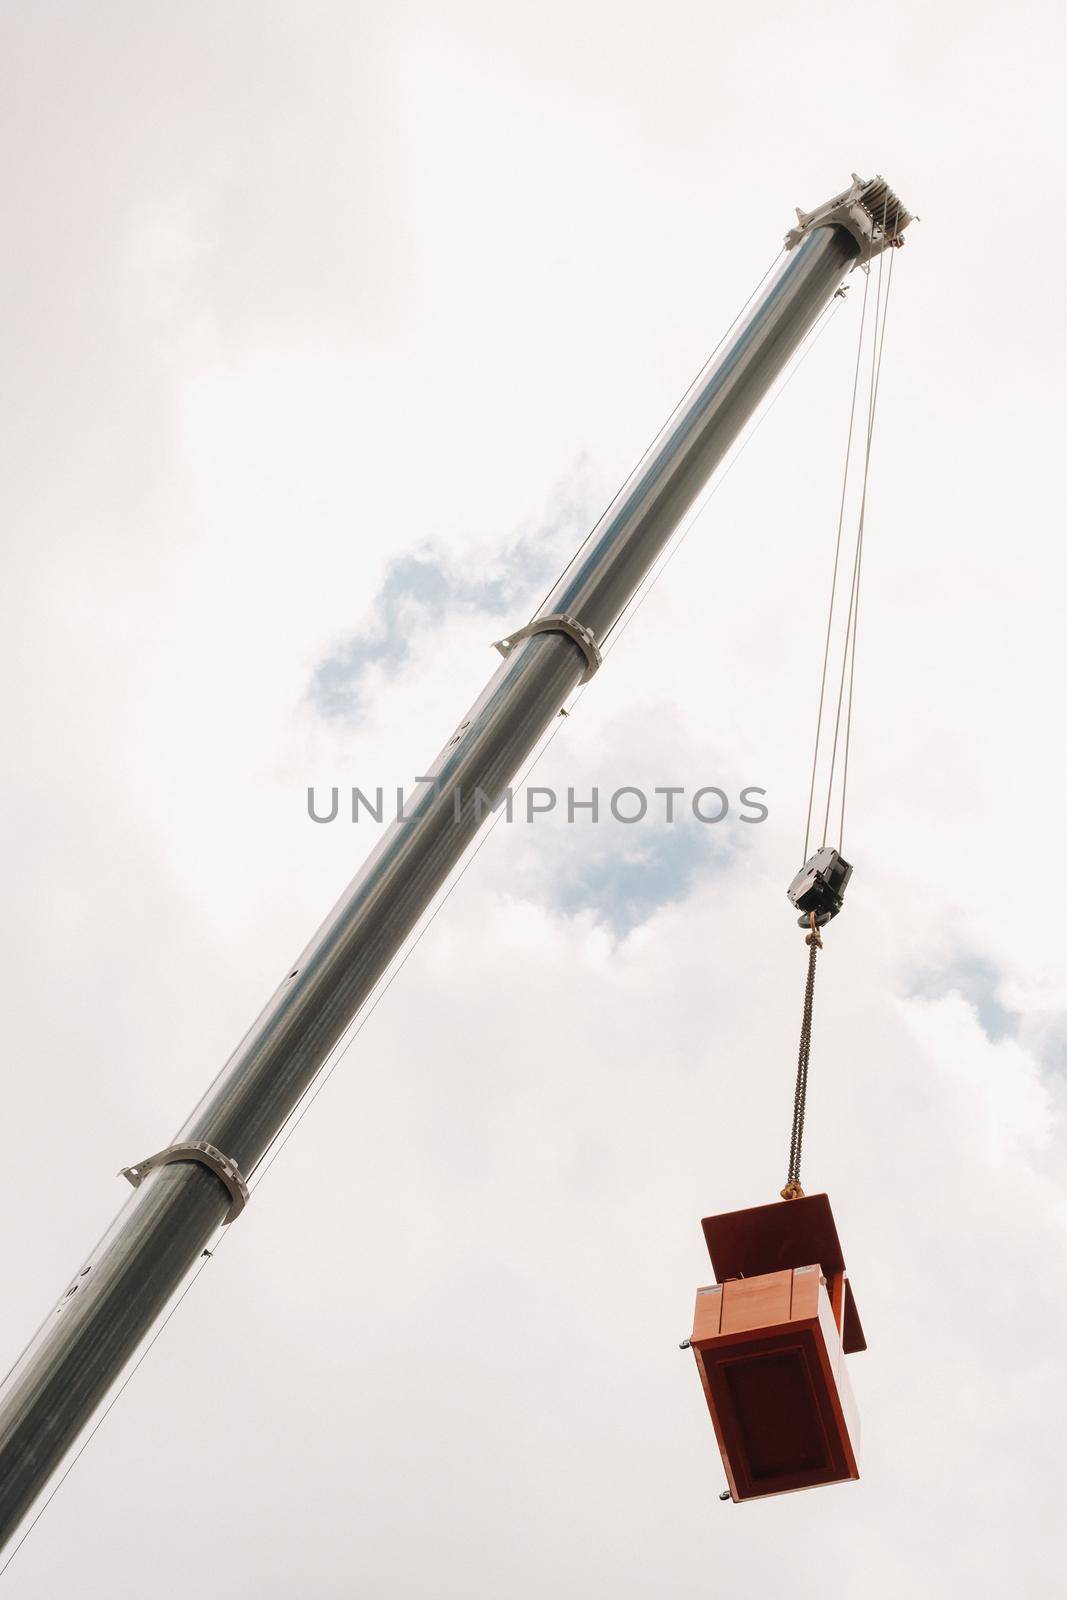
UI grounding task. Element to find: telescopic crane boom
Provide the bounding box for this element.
[0,175,911,1552]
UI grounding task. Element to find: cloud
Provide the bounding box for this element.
[535,814,732,937]
[907,948,1017,1042]
[901,989,1053,1162]
[5,4,1067,1596]
[308,461,597,720]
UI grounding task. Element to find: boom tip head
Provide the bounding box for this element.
[786,174,914,265]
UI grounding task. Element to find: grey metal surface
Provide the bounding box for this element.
[0,208,858,1552]
[0,1164,228,1540]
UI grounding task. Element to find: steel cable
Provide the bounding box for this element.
[786,191,896,1198]
[802,269,871,861]
[819,192,893,851]
[838,246,895,853]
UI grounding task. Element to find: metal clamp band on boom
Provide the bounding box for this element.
[492,613,602,683]
[120,1141,250,1224]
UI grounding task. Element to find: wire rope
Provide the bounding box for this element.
[818,196,894,852]
[802,269,870,861]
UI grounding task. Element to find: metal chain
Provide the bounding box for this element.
[781,914,823,1199]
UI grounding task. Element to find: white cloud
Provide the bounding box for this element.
[2,1,1066,1595]
[902,991,1053,1160]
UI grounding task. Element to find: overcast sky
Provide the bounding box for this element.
[2,2,1066,1595]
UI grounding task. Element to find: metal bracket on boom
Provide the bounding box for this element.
[120,1141,251,1224]
[492,613,602,683]
[785,174,913,266]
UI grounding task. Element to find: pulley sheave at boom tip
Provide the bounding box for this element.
[1,171,911,1565]
[786,173,913,264]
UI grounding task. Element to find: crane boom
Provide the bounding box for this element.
[0,177,909,1552]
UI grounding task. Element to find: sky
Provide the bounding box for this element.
[1,1,1066,1594]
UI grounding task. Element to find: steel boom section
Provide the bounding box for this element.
[0,221,858,1547]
